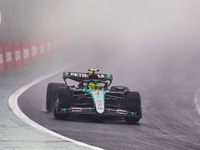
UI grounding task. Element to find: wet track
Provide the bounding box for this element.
[18,51,200,150]
[1,1,200,149]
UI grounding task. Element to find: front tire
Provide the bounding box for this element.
[124,91,142,123]
[46,83,65,112]
[54,87,72,119]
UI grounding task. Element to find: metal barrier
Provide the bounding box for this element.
[0,0,68,72]
[0,37,64,72]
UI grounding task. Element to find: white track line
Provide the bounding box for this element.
[195,88,200,116]
[8,65,104,150]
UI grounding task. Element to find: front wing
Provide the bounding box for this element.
[56,107,142,118]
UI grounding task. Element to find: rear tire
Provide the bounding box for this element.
[54,87,72,119]
[46,83,65,112]
[124,91,142,123]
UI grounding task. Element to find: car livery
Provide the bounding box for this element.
[46,69,142,124]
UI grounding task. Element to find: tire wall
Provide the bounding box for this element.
[0,0,69,72]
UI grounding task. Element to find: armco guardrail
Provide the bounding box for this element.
[0,36,64,72]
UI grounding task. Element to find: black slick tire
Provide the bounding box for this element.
[54,87,71,119]
[46,83,65,112]
[124,91,142,124]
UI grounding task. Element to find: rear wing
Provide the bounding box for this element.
[63,72,113,85]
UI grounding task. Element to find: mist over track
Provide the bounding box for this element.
[18,47,200,150]
[2,1,200,149]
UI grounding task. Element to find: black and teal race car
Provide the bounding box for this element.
[46,69,142,123]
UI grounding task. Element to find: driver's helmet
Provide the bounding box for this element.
[88,73,100,90]
[89,82,100,90]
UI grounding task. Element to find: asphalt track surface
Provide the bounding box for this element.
[18,51,200,150]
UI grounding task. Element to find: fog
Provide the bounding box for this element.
[1,0,200,87]
[7,2,200,149]
[62,1,200,52]
[59,1,200,58]
[52,1,200,88]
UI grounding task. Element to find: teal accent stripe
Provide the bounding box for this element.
[116,87,124,89]
[83,90,95,104]
[104,91,109,94]
[65,72,68,76]
[83,90,107,105]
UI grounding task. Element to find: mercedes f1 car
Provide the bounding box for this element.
[46,69,142,123]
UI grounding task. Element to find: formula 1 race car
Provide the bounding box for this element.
[46,69,142,123]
